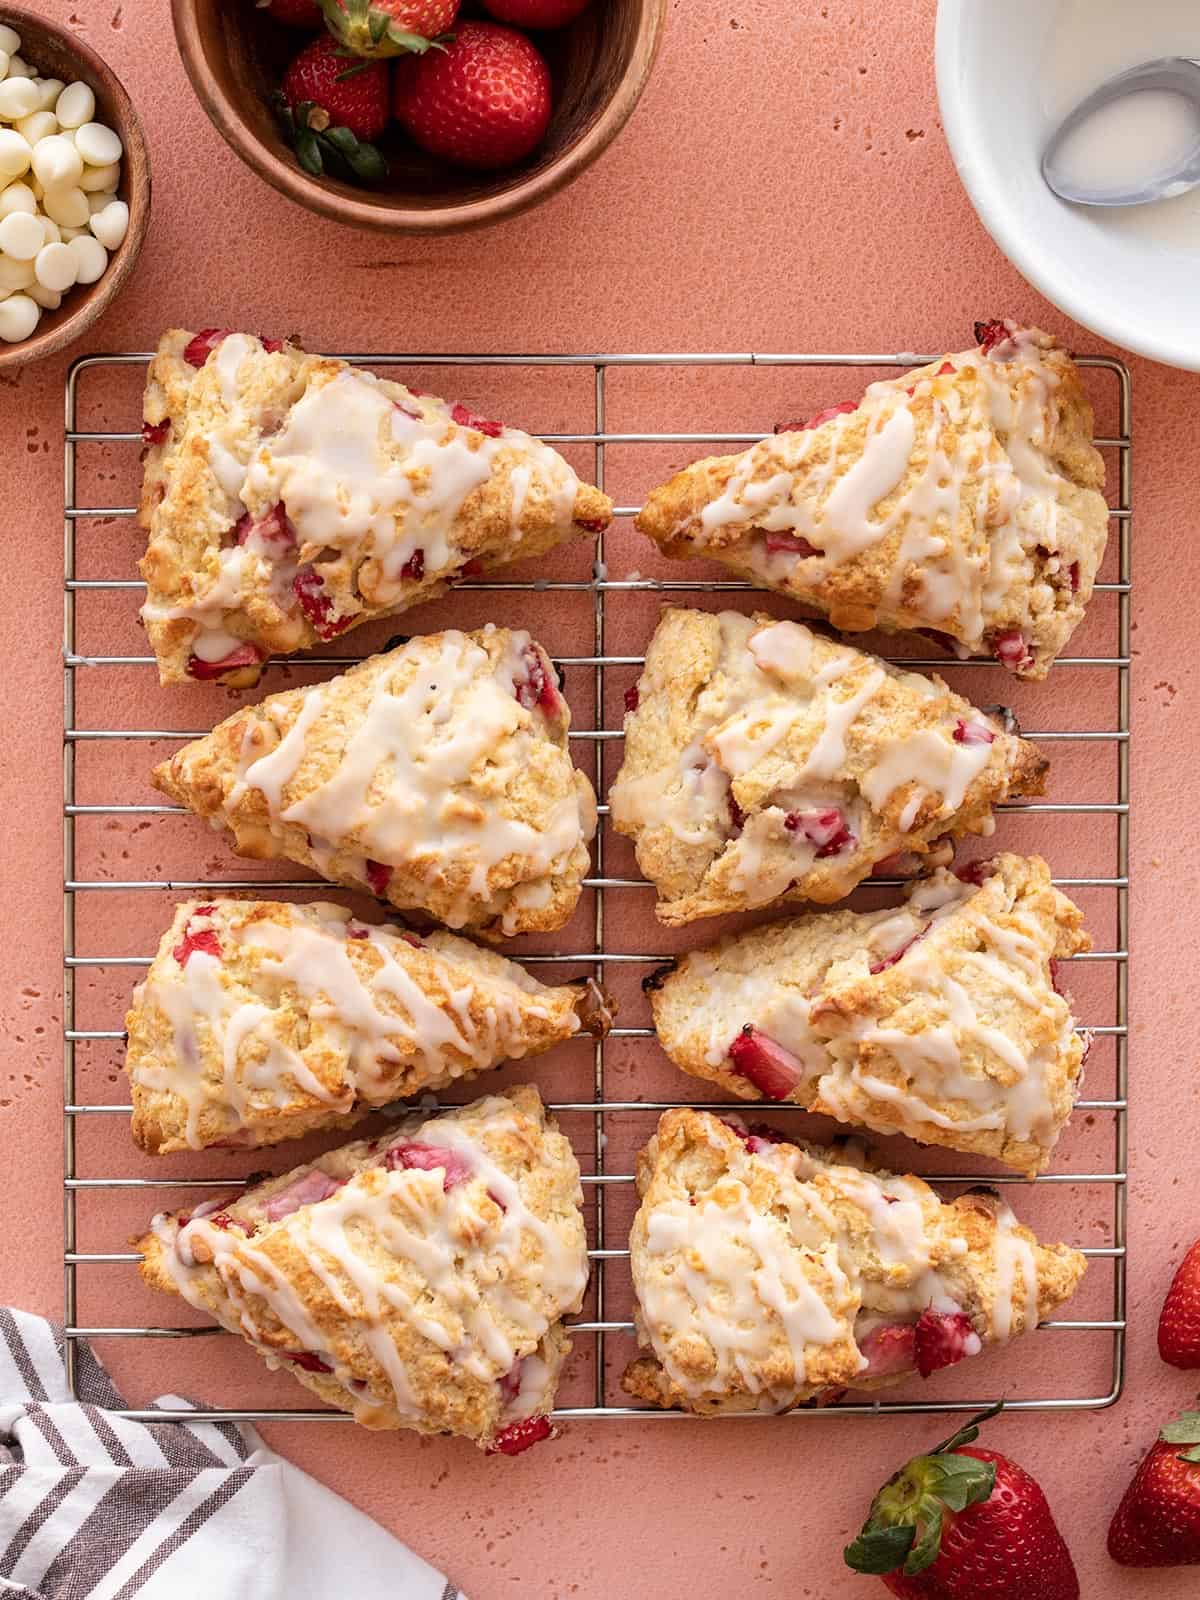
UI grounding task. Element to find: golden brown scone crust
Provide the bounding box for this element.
[140,329,612,686]
[152,627,597,939]
[609,608,1047,924]
[635,326,1107,680]
[136,1086,588,1447]
[649,854,1090,1176]
[622,1109,1086,1415]
[126,898,613,1155]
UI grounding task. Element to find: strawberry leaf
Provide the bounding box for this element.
[1180,1446,1200,1464]
[295,127,324,176]
[927,1453,996,1513]
[384,25,445,53]
[843,1523,915,1575]
[1161,1409,1200,1446]
[903,1501,945,1576]
[345,140,387,182]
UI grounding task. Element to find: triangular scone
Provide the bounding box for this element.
[647,855,1090,1176]
[152,628,597,940]
[139,329,612,686]
[136,1086,588,1453]
[635,324,1107,680]
[609,609,1047,924]
[622,1109,1086,1415]
[126,899,614,1155]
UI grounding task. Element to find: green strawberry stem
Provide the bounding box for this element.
[1161,1403,1200,1465]
[316,0,447,58]
[844,1402,1005,1579]
[270,93,388,184]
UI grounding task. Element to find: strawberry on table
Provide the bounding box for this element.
[1109,1404,1200,1566]
[845,1404,1079,1598]
[317,0,459,58]
[479,0,592,26]
[394,21,552,170]
[257,0,325,25]
[1159,1239,1200,1369]
[277,34,389,180]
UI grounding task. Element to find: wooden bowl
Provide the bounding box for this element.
[0,6,150,370]
[172,0,667,234]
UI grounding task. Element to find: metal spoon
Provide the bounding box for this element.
[1042,57,1200,206]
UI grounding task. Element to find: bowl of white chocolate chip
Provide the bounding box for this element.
[0,7,148,367]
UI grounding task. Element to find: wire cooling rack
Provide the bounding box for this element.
[62,349,1131,1424]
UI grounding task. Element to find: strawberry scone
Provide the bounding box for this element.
[152,627,596,939]
[635,324,1108,680]
[137,1087,588,1453]
[609,609,1047,925]
[622,1109,1087,1415]
[139,329,612,686]
[646,854,1090,1177]
[127,899,614,1155]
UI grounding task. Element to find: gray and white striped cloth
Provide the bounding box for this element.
[0,1309,465,1600]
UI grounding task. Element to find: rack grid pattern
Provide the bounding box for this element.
[62,348,1131,1423]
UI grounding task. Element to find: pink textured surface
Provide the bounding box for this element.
[1,1,1196,1595]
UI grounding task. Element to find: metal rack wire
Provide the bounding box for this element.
[62,349,1131,1423]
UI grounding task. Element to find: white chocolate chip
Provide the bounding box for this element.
[33,77,64,111]
[0,129,30,180]
[85,188,115,214]
[55,81,95,129]
[0,292,40,341]
[0,27,20,58]
[32,135,84,190]
[5,56,33,80]
[0,77,40,119]
[0,180,35,217]
[89,198,127,251]
[0,209,45,260]
[42,185,89,229]
[0,52,10,83]
[0,254,34,292]
[28,281,60,310]
[34,239,77,292]
[79,160,120,193]
[59,224,87,241]
[74,121,122,167]
[39,215,60,243]
[66,232,106,283]
[16,111,57,147]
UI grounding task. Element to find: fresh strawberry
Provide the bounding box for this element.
[282,35,389,137]
[1159,1241,1200,1369]
[317,0,458,58]
[277,35,390,181]
[394,21,552,170]
[257,0,324,24]
[1108,1404,1200,1566]
[846,1404,1079,1598]
[479,0,591,26]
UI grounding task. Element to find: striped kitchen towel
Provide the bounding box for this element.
[0,1309,465,1600]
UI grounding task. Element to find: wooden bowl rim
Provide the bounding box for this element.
[0,5,151,370]
[171,0,668,235]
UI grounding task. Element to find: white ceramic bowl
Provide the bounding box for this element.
[936,0,1200,370]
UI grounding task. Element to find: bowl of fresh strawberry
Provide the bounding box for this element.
[172,0,666,231]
